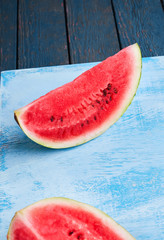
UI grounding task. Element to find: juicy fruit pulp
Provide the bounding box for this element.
[14,43,142,148]
[7,197,135,240]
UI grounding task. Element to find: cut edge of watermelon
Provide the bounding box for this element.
[7,197,135,240]
[14,43,142,149]
[7,211,44,240]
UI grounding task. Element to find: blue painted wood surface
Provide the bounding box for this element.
[0,57,164,239]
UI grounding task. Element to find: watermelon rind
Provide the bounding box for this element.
[7,197,136,240]
[14,43,142,148]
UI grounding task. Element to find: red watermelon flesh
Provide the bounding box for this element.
[7,216,38,240]
[14,43,142,148]
[7,198,135,240]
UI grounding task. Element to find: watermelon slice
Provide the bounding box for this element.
[14,43,142,148]
[7,197,135,240]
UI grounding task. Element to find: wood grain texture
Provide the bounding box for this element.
[18,0,69,69]
[161,0,164,10]
[65,0,120,63]
[0,0,17,72]
[1,57,164,239]
[112,0,164,57]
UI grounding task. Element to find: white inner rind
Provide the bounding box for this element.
[15,43,142,149]
[7,212,45,240]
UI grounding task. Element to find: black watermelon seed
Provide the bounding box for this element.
[113,87,118,94]
[86,120,89,124]
[107,83,112,89]
[92,104,95,107]
[77,234,83,239]
[81,123,84,127]
[106,100,109,104]
[96,100,100,104]
[50,116,54,122]
[103,89,107,96]
[94,116,97,120]
[61,117,63,122]
[68,231,74,236]
[109,96,112,101]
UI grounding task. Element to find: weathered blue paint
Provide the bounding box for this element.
[0,57,164,239]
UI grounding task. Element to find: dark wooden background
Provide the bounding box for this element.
[0,0,164,72]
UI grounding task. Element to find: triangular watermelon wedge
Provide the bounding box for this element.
[7,197,135,240]
[14,43,142,148]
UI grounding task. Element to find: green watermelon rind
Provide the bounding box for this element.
[7,197,136,240]
[14,43,142,149]
[118,43,142,120]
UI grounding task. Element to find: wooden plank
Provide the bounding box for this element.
[18,0,69,69]
[161,0,164,10]
[0,0,17,72]
[112,0,164,57]
[65,0,120,64]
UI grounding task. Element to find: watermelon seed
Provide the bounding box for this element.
[81,123,84,127]
[92,104,94,107]
[86,120,89,124]
[103,89,107,96]
[96,100,100,104]
[101,106,103,110]
[106,100,109,104]
[113,87,118,94]
[68,230,74,236]
[50,116,54,122]
[94,116,97,120]
[77,234,83,239]
[109,96,112,101]
[107,83,112,89]
[61,117,63,122]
